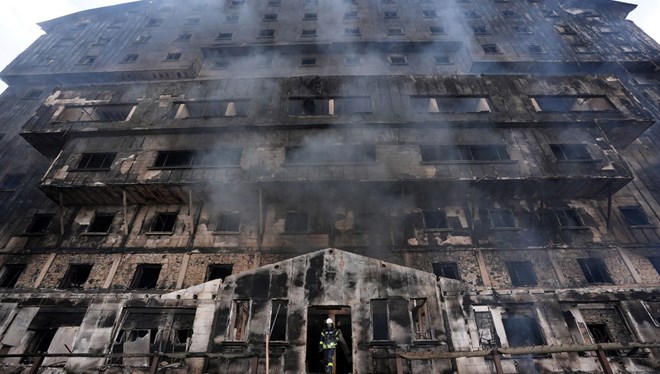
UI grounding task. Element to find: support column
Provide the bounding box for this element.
[33,253,56,288]
[475,249,491,288]
[176,253,191,289]
[103,253,123,289]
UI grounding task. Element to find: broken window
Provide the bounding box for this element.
[301,29,317,37]
[215,212,240,232]
[303,12,318,20]
[78,55,97,64]
[216,32,233,40]
[345,27,361,36]
[20,330,56,364]
[25,214,54,234]
[111,308,195,366]
[206,264,233,281]
[619,206,652,227]
[0,264,26,288]
[475,311,499,348]
[284,211,309,233]
[56,105,134,122]
[384,11,399,19]
[59,264,93,288]
[258,29,275,38]
[502,315,544,347]
[371,299,389,340]
[344,10,358,19]
[19,309,86,364]
[578,258,613,284]
[263,13,278,21]
[430,26,445,35]
[553,208,584,228]
[528,44,544,53]
[432,262,460,280]
[489,209,516,228]
[174,100,250,118]
[150,213,177,233]
[410,298,433,340]
[153,149,242,168]
[420,145,509,162]
[472,25,488,34]
[269,300,288,341]
[122,53,139,63]
[175,33,192,41]
[0,174,23,191]
[165,52,182,61]
[228,300,251,341]
[135,34,151,43]
[551,144,592,161]
[285,145,375,165]
[531,96,614,112]
[412,96,491,113]
[482,44,500,54]
[77,153,116,170]
[301,57,317,66]
[288,97,371,116]
[389,55,407,65]
[131,264,162,289]
[423,210,449,229]
[387,27,404,35]
[506,261,537,286]
[87,213,115,233]
[422,10,438,18]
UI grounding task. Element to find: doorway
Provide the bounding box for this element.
[306,306,353,374]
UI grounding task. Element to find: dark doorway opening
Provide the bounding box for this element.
[307,306,352,374]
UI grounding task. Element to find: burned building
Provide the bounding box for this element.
[0,0,658,372]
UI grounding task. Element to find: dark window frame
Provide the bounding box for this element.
[432,262,460,280]
[86,213,115,234]
[506,261,538,287]
[59,264,93,289]
[75,153,116,170]
[151,149,243,169]
[0,173,24,191]
[206,264,233,281]
[489,208,518,229]
[553,208,585,229]
[502,315,545,347]
[0,264,26,288]
[420,144,512,163]
[149,212,178,233]
[130,264,162,289]
[284,211,309,233]
[25,214,54,235]
[619,206,653,228]
[371,299,390,341]
[215,212,241,233]
[578,258,613,284]
[284,145,376,165]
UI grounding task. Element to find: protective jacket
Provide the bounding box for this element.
[319,326,340,350]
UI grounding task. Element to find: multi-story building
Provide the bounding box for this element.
[0,0,658,372]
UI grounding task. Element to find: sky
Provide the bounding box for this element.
[0,0,658,93]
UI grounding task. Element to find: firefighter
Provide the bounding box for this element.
[319,317,340,374]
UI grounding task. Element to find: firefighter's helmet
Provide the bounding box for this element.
[325,318,333,325]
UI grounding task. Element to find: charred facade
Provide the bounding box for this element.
[0,0,658,373]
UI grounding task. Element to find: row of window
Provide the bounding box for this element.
[20,205,654,238]
[433,256,642,286]
[0,261,231,290]
[52,95,616,124]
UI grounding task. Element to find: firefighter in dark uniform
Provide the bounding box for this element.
[319,317,340,374]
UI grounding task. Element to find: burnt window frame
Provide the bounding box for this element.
[528,44,545,53]
[550,144,594,162]
[345,27,361,36]
[78,55,97,65]
[164,52,182,61]
[151,149,243,169]
[206,264,233,281]
[228,299,251,341]
[215,212,241,233]
[55,104,135,123]
[502,315,545,347]
[173,100,250,119]
[472,25,489,34]
[506,260,538,287]
[300,57,317,66]
[284,145,376,165]
[25,214,54,235]
[303,12,318,20]
[488,208,517,229]
[344,10,359,19]
[0,264,26,288]
[619,206,653,228]
[130,264,162,289]
[287,97,372,116]
[59,264,93,289]
[284,211,309,233]
[411,96,492,113]
[432,262,460,280]
[216,32,233,40]
[175,33,192,42]
[420,144,512,163]
[387,27,404,35]
[422,9,438,18]
[263,13,278,21]
[423,210,451,231]
[75,153,116,171]
[85,213,115,234]
[384,11,399,19]
[258,29,275,38]
[149,212,178,233]
[410,298,434,341]
[371,299,390,341]
[269,300,289,342]
[648,257,660,275]
[389,55,408,65]
[553,208,586,229]
[531,95,616,112]
[434,54,452,64]
[578,258,613,284]
[482,43,500,54]
[121,53,139,63]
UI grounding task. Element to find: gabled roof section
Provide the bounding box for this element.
[37,1,142,33]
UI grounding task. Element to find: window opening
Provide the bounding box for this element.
[489,209,516,228]
[420,145,509,162]
[423,210,449,229]
[77,153,116,170]
[371,299,389,340]
[502,316,544,347]
[270,300,288,341]
[578,258,613,284]
[57,105,134,122]
[285,145,375,165]
[87,213,115,233]
[0,264,26,288]
[131,264,162,289]
[26,214,54,234]
[531,96,614,112]
[285,212,309,232]
[619,206,652,227]
[506,261,537,286]
[410,299,432,340]
[1,174,23,191]
[216,212,240,232]
[60,264,93,288]
[207,264,233,281]
[554,208,584,228]
[150,213,177,233]
[432,262,460,280]
[229,300,250,341]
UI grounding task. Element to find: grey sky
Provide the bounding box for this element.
[0,0,658,93]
